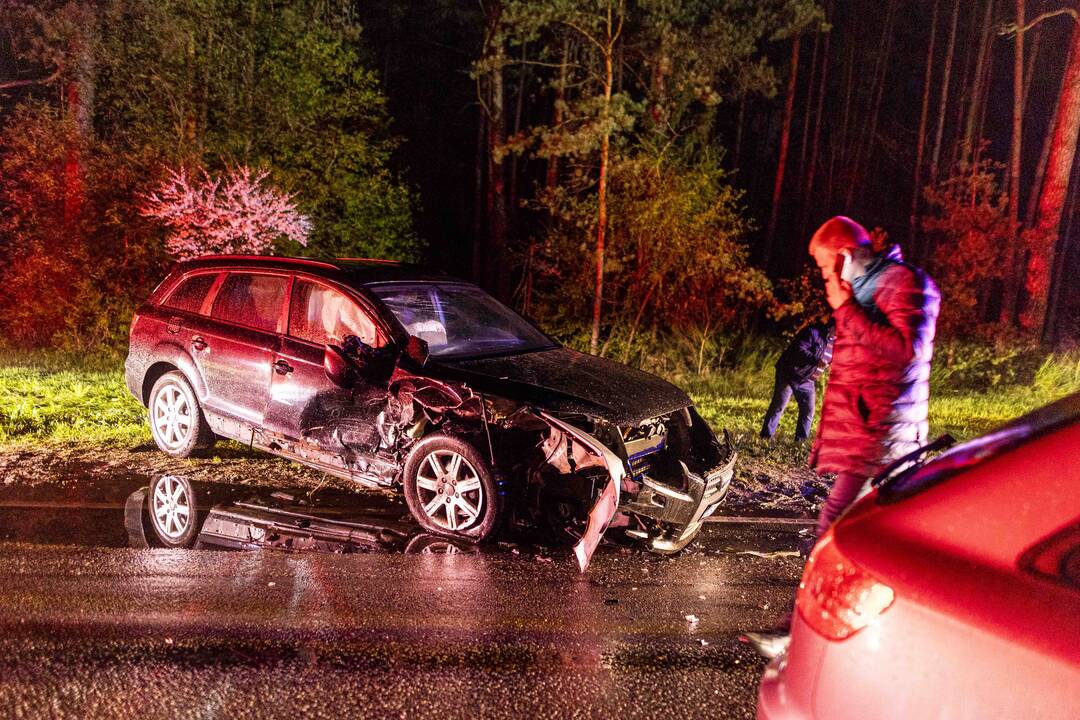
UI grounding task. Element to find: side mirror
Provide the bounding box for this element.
[324,344,355,387]
[404,335,429,368]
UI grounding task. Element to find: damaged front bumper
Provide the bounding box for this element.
[621,456,736,553]
[540,411,737,570]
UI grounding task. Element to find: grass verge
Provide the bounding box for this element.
[1,347,1077,448]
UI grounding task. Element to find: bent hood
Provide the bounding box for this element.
[428,347,691,425]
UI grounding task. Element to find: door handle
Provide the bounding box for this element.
[273,359,293,375]
[191,336,208,351]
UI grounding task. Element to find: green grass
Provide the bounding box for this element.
[1,343,1078,447]
[0,362,148,445]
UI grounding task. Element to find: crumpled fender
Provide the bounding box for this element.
[389,368,479,416]
[539,412,625,573]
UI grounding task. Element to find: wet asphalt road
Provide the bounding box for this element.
[0,474,805,719]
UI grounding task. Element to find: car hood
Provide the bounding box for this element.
[428,346,691,425]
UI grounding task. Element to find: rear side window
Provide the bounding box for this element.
[288,280,382,347]
[162,273,217,314]
[211,273,287,333]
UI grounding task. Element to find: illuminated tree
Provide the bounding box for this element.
[139,166,310,259]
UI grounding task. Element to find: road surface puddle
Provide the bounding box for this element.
[0,473,489,555]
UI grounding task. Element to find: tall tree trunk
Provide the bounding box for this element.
[763,35,801,271]
[473,103,486,281]
[1027,71,1065,229]
[590,28,616,356]
[733,92,746,173]
[482,1,509,299]
[829,41,856,212]
[911,0,941,261]
[509,43,529,226]
[963,0,995,158]
[1001,0,1025,326]
[1032,17,1080,337]
[546,35,569,191]
[1044,147,1080,344]
[798,29,821,184]
[931,0,961,185]
[62,9,95,239]
[1022,26,1042,117]
[801,8,832,241]
[846,0,896,208]
[972,34,997,158]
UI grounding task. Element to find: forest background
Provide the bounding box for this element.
[3,0,1080,447]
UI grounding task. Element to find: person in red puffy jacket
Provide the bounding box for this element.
[741,217,939,659]
[808,216,940,536]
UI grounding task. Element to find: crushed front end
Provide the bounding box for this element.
[617,408,736,553]
[535,407,736,569]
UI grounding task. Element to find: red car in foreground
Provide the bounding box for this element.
[758,393,1080,720]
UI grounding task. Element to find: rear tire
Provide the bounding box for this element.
[147,474,201,548]
[402,434,502,542]
[148,371,215,458]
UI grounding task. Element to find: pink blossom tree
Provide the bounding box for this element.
[139,166,310,259]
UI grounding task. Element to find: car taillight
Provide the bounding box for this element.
[796,530,895,641]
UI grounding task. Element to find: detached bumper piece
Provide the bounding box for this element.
[621,443,737,554]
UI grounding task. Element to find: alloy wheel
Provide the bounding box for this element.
[151,475,192,541]
[153,381,193,451]
[414,450,484,532]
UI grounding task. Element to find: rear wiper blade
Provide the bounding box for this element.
[871,433,956,489]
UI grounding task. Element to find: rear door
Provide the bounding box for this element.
[194,271,288,427]
[146,269,222,355]
[264,276,388,444]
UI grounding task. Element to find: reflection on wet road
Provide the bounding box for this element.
[0,474,804,719]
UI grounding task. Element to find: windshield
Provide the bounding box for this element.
[368,282,555,360]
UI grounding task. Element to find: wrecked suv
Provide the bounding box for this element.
[125,256,735,569]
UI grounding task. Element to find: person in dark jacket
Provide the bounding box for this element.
[760,320,835,442]
[808,216,940,536]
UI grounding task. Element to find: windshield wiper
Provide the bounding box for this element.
[871,433,957,490]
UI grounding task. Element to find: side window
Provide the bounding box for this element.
[211,273,287,333]
[288,280,382,347]
[162,273,217,314]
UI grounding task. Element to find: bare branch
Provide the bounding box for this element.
[560,19,604,52]
[999,7,1078,36]
[0,67,61,91]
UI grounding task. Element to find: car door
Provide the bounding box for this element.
[153,268,222,354]
[264,276,389,448]
[193,271,288,428]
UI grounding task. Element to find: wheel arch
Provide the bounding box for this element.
[141,342,208,406]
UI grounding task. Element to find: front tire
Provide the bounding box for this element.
[402,434,502,541]
[148,371,214,458]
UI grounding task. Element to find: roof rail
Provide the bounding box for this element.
[335,257,402,265]
[187,254,341,270]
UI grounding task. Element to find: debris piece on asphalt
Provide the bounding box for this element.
[737,550,800,559]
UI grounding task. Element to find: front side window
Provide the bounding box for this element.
[369,282,553,360]
[288,280,382,347]
[211,273,287,333]
[163,273,217,314]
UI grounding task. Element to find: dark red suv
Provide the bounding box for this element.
[125,256,735,567]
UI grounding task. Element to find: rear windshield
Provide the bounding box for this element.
[878,393,1080,504]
